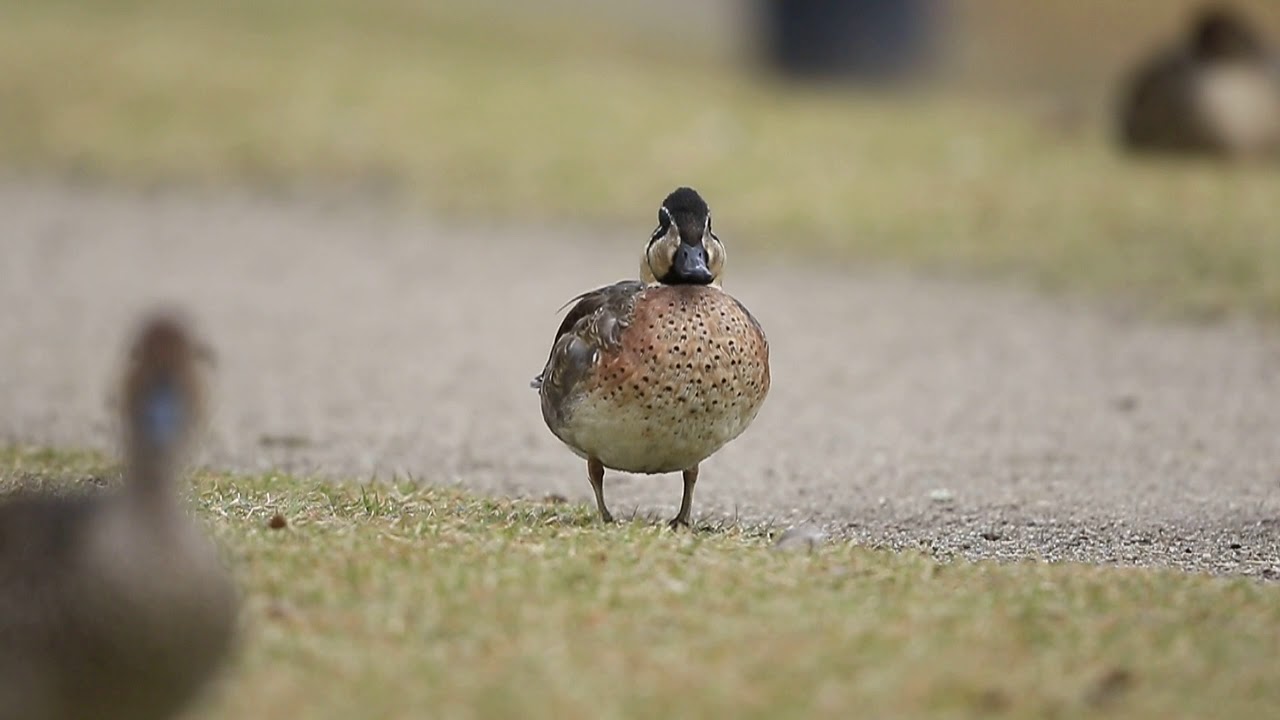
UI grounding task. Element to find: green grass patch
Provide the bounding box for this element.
[3,445,1279,719]
[3,2,1280,318]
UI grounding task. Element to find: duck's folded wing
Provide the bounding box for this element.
[531,280,645,394]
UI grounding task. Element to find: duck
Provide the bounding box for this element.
[1118,5,1280,158]
[533,187,770,528]
[0,314,237,720]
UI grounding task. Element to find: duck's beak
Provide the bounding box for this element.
[671,241,714,285]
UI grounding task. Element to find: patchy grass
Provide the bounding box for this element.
[3,445,1279,719]
[2,2,1280,319]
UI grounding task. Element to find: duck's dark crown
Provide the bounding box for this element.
[661,187,709,218]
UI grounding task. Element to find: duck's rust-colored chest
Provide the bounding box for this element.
[586,285,769,406]
[540,284,769,474]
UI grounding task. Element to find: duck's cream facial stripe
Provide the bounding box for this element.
[705,231,726,286]
[643,227,678,285]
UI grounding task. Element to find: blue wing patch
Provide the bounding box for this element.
[141,379,184,448]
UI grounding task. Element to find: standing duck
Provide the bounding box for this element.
[0,314,237,720]
[533,187,770,528]
[1118,5,1280,158]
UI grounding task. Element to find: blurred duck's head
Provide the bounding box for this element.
[122,313,205,478]
[1191,7,1266,61]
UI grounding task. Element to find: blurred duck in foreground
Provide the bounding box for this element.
[0,314,237,720]
[1118,5,1280,159]
[533,187,770,528]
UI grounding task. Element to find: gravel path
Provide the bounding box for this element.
[2,179,1278,577]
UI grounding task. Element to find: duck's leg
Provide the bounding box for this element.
[587,457,614,523]
[669,465,698,530]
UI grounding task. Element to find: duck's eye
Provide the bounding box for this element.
[651,207,674,243]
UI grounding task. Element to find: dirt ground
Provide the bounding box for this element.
[2,179,1278,578]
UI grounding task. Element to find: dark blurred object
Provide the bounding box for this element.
[0,314,236,720]
[758,0,940,82]
[1117,5,1280,159]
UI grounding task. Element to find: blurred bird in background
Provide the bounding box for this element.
[1118,4,1280,159]
[0,314,237,720]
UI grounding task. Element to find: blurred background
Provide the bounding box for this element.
[1,0,1279,316]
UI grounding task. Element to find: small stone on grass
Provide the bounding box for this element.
[773,524,826,553]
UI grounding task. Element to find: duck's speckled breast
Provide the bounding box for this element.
[546,284,770,474]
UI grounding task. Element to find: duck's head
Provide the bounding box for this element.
[122,313,204,480]
[642,187,726,287]
[1190,6,1265,61]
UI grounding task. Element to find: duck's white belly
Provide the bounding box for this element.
[554,384,764,474]
[1194,65,1280,154]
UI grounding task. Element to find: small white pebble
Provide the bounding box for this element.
[772,524,826,553]
[928,488,955,503]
